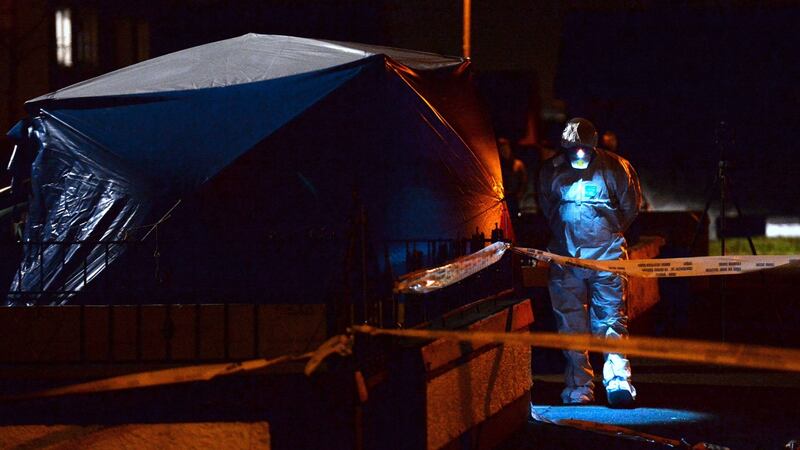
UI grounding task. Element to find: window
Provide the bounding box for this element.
[56,8,98,67]
[55,8,73,67]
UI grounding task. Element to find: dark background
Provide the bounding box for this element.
[3,1,800,217]
[556,5,800,217]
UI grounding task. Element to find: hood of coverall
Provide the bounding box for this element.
[561,118,598,170]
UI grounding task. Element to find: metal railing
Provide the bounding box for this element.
[2,235,514,364]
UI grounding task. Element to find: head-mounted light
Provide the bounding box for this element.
[568,146,592,169]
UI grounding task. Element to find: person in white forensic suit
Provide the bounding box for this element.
[538,117,642,407]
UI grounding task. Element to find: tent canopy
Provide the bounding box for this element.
[7,34,507,306]
[29,34,465,101]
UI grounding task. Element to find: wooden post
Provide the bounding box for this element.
[462,0,471,58]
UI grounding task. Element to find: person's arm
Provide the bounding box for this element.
[614,158,642,232]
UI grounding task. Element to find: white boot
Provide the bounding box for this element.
[603,353,636,408]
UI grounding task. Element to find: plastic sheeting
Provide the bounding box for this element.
[29,34,464,102]
[7,34,506,305]
[394,242,510,294]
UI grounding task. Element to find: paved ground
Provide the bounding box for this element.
[504,269,800,450]
[500,357,800,450]
[1,276,798,449]
[1,356,798,449]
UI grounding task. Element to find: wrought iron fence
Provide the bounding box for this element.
[1,235,514,363]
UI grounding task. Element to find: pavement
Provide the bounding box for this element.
[0,355,798,450]
[1,277,798,449]
[500,357,800,450]
[504,269,800,450]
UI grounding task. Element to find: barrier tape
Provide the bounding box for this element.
[3,356,309,401]
[393,242,800,294]
[3,335,353,401]
[394,241,510,294]
[515,247,800,279]
[350,325,800,373]
[9,242,799,402]
[7,324,800,401]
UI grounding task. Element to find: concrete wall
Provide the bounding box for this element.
[0,422,270,450]
[423,300,533,450]
[363,298,534,450]
[0,304,326,364]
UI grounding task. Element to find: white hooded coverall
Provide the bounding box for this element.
[538,148,642,403]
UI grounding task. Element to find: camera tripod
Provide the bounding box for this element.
[689,121,758,342]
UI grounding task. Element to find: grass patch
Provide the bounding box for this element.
[709,237,800,255]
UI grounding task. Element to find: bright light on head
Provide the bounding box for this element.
[576,149,585,159]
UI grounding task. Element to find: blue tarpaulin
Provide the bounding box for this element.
[6,34,507,306]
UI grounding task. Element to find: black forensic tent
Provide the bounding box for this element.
[5,34,509,308]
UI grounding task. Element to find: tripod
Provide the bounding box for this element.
[689,121,758,342]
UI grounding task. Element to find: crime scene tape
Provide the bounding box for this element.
[8,326,800,401]
[394,241,510,294]
[393,242,800,294]
[515,247,800,278]
[3,355,309,401]
[350,325,800,373]
[3,335,354,401]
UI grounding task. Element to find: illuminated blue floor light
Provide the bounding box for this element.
[531,405,714,427]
